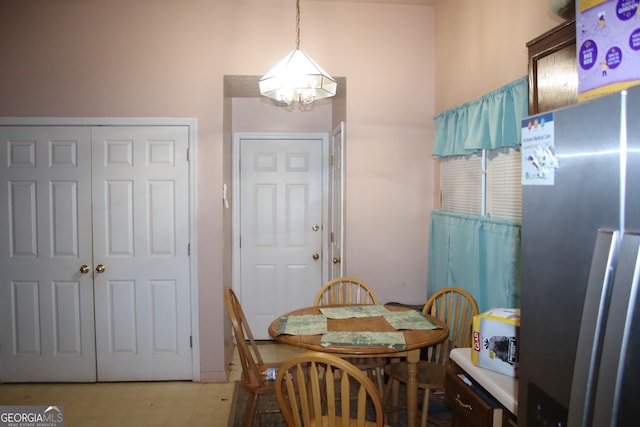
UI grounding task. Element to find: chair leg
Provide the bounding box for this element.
[382,377,401,426]
[375,367,385,396]
[382,378,390,426]
[365,368,375,388]
[420,388,430,427]
[242,391,259,427]
[366,367,385,396]
[382,376,392,407]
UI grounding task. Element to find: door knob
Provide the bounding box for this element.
[333,257,341,264]
[95,264,106,273]
[312,224,320,232]
[79,265,90,274]
[312,253,320,260]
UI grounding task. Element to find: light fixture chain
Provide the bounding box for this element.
[295,0,301,50]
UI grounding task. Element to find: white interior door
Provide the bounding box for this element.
[0,124,193,382]
[0,126,97,381]
[239,137,324,339]
[330,122,345,278]
[92,126,192,381]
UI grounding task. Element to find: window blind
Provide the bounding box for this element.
[439,147,522,222]
[440,154,482,216]
[487,147,522,222]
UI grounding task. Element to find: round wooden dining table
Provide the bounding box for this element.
[268,304,449,427]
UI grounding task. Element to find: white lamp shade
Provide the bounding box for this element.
[259,49,337,105]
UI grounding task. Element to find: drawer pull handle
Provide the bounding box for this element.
[455,393,473,411]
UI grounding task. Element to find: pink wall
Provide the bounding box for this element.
[0,0,435,381]
[0,0,576,381]
[0,0,568,382]
[432,0,566,207]
[435,0,565,113]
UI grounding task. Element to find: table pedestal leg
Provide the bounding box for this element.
[406,349,419,427]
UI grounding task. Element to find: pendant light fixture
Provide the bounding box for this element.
[259,0,337,106]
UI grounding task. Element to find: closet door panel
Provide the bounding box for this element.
[0,126,96,382]
[92,126,192,381]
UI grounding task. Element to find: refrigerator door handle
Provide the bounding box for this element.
[583,232,640,427]
[568,229,620,427]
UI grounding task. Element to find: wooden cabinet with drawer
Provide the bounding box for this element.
[445,361,517,427]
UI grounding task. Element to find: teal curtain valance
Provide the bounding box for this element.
[427,210,521,312]
[433,76,529,157]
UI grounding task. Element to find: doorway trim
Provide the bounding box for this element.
[0,116,200,381]
[232,132,331,302]
[330,122,346,278]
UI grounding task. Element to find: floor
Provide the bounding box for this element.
[0,342,302,427]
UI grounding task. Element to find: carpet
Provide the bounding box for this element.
[227,380,452,427]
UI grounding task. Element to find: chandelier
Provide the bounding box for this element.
[259,0,337,106]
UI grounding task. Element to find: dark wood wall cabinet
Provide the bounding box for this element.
[527,19,578,115]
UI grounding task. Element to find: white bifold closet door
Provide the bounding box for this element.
[0,125,192,382]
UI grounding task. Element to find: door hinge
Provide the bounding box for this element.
[188,243,191,256]
[190,336,193,348]
[187,148,190,162]
[330,232,334,243]
[330,154,334,166]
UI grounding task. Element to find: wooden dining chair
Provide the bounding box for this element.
[382,287,479,427]
[276,351,388,427]
[314,276,380,306]
[224,286,282,427]
[314,277,386,393]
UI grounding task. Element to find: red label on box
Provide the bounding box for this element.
[473,330,480,351]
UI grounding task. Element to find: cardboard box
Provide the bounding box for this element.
[472,308,520,377]
[576,0,640,101]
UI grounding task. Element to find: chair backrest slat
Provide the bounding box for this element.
[421,287,479,365]
[314,277,379,306]
[288,367,304,426]
[276,352,385,427]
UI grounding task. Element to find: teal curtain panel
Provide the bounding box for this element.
[427,210,521,312]
[433,76,529,157]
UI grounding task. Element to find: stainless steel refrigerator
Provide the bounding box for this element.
[518,85,640,426]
